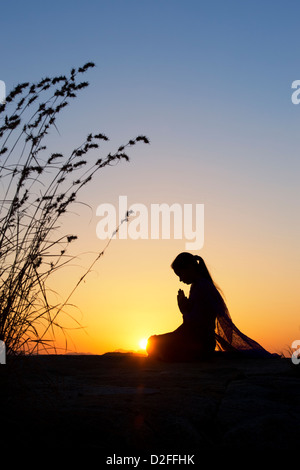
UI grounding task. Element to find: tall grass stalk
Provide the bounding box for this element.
[0,62,149,355]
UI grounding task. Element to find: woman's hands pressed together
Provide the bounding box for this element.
[177,289,189,316]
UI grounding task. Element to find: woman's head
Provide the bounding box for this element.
[171,252,213,284]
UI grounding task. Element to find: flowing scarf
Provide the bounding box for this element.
[215,303,271,356]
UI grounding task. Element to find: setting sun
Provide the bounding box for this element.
[139,338,148,351]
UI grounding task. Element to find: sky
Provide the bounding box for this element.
[1,0,300,355]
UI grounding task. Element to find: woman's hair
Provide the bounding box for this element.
[171,252,225,300]
[171,252,212,280]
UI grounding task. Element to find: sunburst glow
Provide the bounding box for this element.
[139,338,148,350]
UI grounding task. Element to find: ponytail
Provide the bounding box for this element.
[171,252,208,277]
[171,252,224,295]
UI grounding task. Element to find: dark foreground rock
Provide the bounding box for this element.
[1,353,299,459]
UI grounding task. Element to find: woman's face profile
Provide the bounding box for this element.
[175,266,195,284]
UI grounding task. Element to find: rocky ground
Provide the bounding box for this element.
[1,352,299,462]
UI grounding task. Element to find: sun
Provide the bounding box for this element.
[139,338,148,350]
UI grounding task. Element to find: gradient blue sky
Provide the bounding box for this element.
[1,0,299,353]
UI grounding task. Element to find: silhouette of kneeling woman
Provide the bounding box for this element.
[146,252,271,362]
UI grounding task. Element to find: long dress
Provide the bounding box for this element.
[146,278,271,361]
